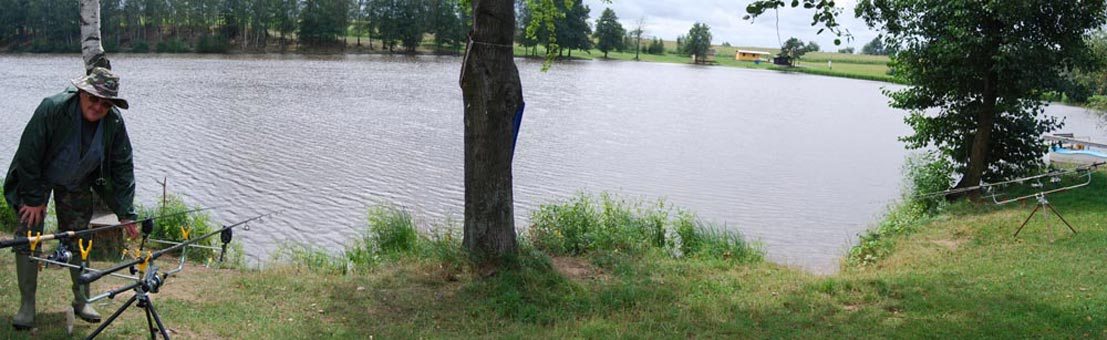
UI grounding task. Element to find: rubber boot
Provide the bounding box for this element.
[12,252,37,330]
[69,257,101,323]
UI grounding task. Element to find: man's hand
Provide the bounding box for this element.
[18,205,46,227]
[120,219,139,239]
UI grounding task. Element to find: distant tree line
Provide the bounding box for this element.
[0,0,469,53]
[1053,31,1107,107]
[517,0,593,57]
[861,36,891,55]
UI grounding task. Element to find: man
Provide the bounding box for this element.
[3,67,139,330]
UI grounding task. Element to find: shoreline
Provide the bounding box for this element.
[0,48,902,84]
[3,171,1106,337]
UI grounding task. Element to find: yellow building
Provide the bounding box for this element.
[735,50,772,62]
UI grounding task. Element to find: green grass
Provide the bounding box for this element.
[4,174,1107,338]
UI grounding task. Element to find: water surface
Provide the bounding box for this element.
[2,54,1104,273]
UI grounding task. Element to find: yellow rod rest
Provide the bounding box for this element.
[137,252,153,273]
[27,231,42,253]
[79,239,93,261]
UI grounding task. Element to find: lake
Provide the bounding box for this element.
[2,54,1105,273]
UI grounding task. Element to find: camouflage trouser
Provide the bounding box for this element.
[12,185,95,255]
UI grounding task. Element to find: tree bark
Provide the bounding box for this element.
[460,0,521,268]
[953,26,1002,201]
[634,36,640,60]
[79,0,110,72]
[953,69,998,200]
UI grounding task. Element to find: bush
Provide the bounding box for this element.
[527,193,762,262]
[156,39,190,53]
[131,41,150,53]
[1087,95,1107,112]
[0,183,17,233]
[104,40,121,53]
[135,194,216,261]
[904,151,955,215]
[30,39,79,53]
[646,38,665,55]
[196,35,230,53]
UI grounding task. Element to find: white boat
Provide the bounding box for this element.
[1046,134,1107,165]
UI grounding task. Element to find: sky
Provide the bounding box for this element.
[580,0,882,51]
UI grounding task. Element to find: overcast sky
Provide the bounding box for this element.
[580,0,882,51]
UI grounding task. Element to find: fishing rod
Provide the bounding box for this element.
[0,206,221,250]
[67,211,279,340]
[78,211,278,285]
[914,162,1105,199]
[914,162,1104,237]
[988,165,1099,205]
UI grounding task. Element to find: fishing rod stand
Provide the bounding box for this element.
[1013,193,1077,238]
[87,266,170,340]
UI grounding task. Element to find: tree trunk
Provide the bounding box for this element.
[635,36,640,60]
[460,0,521,268]
[953,69,999,200]
[952,27,1002,201]
[79,0,110,72]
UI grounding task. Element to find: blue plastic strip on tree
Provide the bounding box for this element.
[512,102,525,156]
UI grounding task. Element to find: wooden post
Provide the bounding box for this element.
[156,177,167,210]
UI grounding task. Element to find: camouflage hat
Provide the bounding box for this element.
[70,67,129,110]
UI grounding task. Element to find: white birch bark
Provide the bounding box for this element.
[79,0,110,72]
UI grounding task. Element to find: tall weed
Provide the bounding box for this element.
[136,194,217,261]
[528,193,762,263]
[289,205,464,274]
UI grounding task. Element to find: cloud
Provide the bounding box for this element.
[581,0,881,51]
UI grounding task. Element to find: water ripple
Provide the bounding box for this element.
[3,54,1106,273]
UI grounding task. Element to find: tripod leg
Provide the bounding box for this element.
[1015,204,1043,237]
[1045,204,1078,234]
[144,302,157,340]
[146,300,171,340]
[86,294,138,340]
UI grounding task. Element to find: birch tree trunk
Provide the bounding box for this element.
[460,0,522,269]
[80,0,111,72]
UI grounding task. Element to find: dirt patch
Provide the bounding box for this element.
[931,238,967,252]
[155,263,225,302]
[88,255,226,304]
[551,256,605,281]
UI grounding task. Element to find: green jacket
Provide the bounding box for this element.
[3,87,137,221]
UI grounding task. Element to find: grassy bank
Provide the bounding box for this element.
[3,40,895,84]
[516,45,898,83]
[3,173,1106,338]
